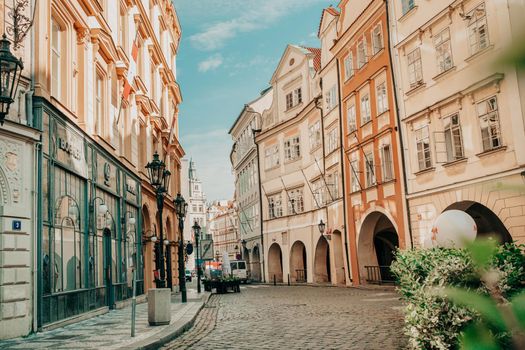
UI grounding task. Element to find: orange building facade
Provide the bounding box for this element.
[332,0,410,285]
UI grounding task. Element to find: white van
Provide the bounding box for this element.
[229,260,248,283]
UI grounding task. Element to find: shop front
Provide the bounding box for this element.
[36,101,143,328]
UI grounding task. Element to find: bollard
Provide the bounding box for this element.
[287,274,290,286]
[273,274,276,286]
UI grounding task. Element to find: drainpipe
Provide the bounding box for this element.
[252,127,265,282]
[384,0,414,249]
[335,58,353,283]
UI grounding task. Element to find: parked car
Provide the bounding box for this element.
[185,269,192,282]
[230,260,248,283]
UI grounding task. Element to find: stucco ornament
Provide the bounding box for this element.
[426,210,477,248]
[0,140,22,204]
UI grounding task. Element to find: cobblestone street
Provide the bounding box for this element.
[163,285,407,350]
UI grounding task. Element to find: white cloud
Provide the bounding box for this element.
[189,0,326,51]
[198,54,224,72]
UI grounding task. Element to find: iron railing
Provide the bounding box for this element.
[295,269,306,283]
[365,265,396,285]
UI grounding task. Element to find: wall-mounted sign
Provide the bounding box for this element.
[126,180,137,195]
[55,123,87,177]
[12,220,21,231]
[58,137,82,160]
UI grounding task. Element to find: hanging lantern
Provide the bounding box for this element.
[0,35,23,125]
[145,151,166,190]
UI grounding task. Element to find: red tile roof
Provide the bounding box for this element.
[303,47,321,72]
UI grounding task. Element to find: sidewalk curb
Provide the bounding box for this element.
[128,293,212,350]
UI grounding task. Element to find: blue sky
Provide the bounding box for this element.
[174,0,332,201]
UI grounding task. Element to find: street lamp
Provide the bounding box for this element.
[122,211,137,337]
[318,219,330,240]
[145,151,171,289]
[0,35,23,125]
[174,193,188,302]
[192,221,202,293]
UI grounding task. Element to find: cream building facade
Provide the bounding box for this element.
[229,89,272,282]
[0,0,184,339]
[390,0,525,246]
[208,201,239,262]
[258,44,343,284]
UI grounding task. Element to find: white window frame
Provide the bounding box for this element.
[415,125,432,171]
[327,128,338,154]
[309,121,321,150]
[372,23,383,55]
[434,28,453,74]
[349,155,360,193]
[443,113,464,162]
[287,188,304,214]
[264,145,280,170]
[467,3,489,56]
[344,53,354,80]
[365,151,376,187]
[347,104,357,132]
[360,94,371,125]
[380,143,394,182]
[325,85,338,112]
[357,37,367,69]
[51,18,62,100]
[477,96,502,151]
[407,48,423,88]
[284,136,301,162]
[401,0,415,15]
[268,194,283,219]
[312,180,325,208]
[376,82,388,115]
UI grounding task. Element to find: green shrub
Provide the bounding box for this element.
[391,243,525,349]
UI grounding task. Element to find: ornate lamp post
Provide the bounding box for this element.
[174,193,188,302]
[0,35,23,125]
[192,221,202,293]
[145,151,171,288]
[318,219,330,240]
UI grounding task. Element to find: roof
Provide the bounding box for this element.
[318,6,340,38]
[302,47,321,72]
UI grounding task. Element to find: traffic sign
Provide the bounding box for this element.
[200,239,214,260]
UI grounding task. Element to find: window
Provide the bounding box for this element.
[434,28,453,73]
[360,94,371,125]
[350,157,361,193]
[415,125,432,170]
[192,205,198,212]
[284,136,301,161]
[287,188,304,214]
[268,194,283,219]
[325,85,338,111]
[380,144,393,181]
[468,3,489,55]
[309,121,321,150]
[376,82,388,115]
[347,104,357,132]
[477,96,502,151]
[286,88,303,110]
[264,145,280,169]
[365,152,376,187]
[407,48,423,88]
[327,128,338,153]
[344,53,354,80]
[326,172,339,198]
[119,8,128,51]
[95,73,104,135]
[357,38,367,69]
[444,114,464,161]
[51,18,62,99]
[372,24,383,55]
[312,180,325,208]
[401,0,415,15]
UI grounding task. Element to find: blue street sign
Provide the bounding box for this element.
[12,220,21,231]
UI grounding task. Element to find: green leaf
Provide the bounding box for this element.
[443,287,506,330]
[511,291,525,329]
[466,239,498,269]
[460,323,500,350]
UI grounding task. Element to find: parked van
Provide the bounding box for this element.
[230,260,248,283]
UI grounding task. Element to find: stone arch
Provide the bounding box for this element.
[332,230,346,285]
[314,236,330,283]
[289,240,307,283]
[357,211,399,284]
[0,167,10,205]
[267,243,283,283]
[251,244,261,282]
[444,201,512,243]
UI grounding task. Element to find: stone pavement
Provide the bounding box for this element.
[0,290,210,350]
[163,285,407,350]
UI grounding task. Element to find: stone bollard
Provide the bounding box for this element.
[148,288,172,326]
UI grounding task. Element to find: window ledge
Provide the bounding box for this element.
[398,6,418,22]
[309,144,322,154]
[442,157,467,168]
[376,109,390,118]
[285,102,304,113]
[380,178,396,185]
[432,66,456,81]
[476,146,507,158]
[405,82,426,96]
[347,129,358,137]
[414,167,435,176]
[371,48,384,60]
[284,157,302,165]
[344,75,354,83]
[265,165,280,172]
[465,44,494,63]
[365,183,379,190]
[360,119,373,128]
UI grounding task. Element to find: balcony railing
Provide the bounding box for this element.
[364,265,396,285]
